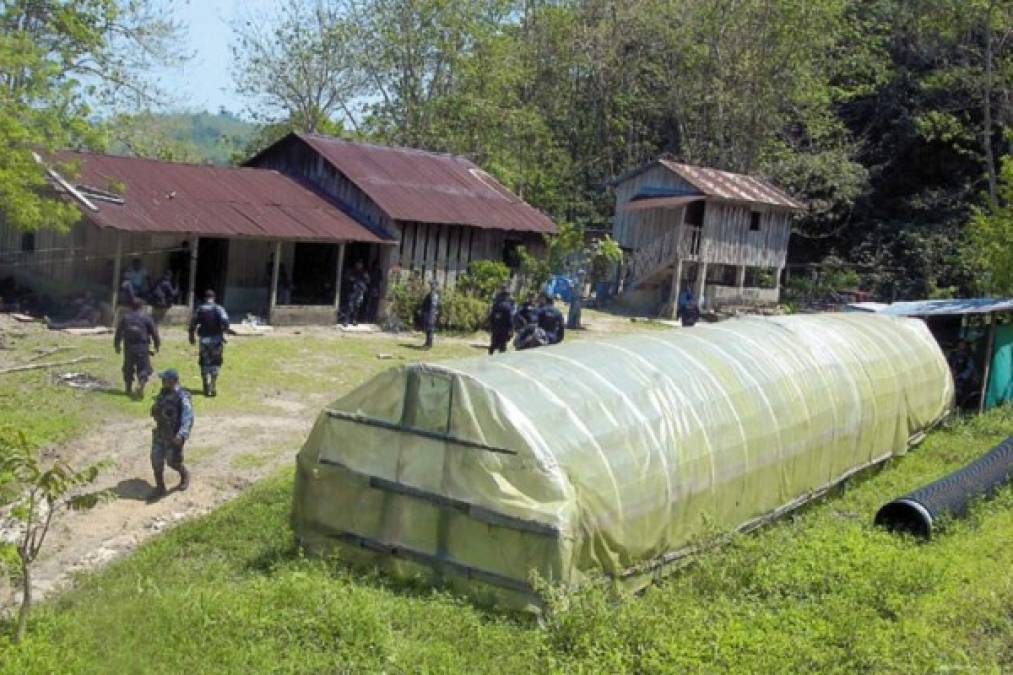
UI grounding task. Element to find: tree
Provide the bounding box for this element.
[966,152,1013,295]
[0,0,185,232]
[0,427,107,644]
[232,0,365,134]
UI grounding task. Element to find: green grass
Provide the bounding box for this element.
[2,407,1012,672]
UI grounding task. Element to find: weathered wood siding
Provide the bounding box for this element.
[612,164,695,249]
[701,203,791,268]
[395,221,542,284]
[0,217,181,297]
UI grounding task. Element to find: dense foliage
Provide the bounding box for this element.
[0,0,183,230]
[230,0,1012,299]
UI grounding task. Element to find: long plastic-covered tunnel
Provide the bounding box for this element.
[292,314,953,608]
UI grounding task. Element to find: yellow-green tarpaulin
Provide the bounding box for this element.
[292,314,953,608]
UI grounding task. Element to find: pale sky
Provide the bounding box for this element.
[152,0,278,116]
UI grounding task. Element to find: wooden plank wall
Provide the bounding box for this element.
[702,203,792,268]
[612,164,695,249]
[395,222,536,285]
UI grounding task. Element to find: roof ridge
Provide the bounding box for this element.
[297,132,475,164]
[58,150,279,174]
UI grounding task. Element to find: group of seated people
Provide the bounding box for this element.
[487,287,566,352]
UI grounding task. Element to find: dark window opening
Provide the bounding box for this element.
[750,212,762,231]
[20,232,35,253]
[685,200,706,227]
[503,239,522,269]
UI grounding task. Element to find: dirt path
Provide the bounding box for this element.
[3,400,317,608]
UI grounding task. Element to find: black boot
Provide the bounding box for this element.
[177,466,190,491]
[202,374,210,397]
[124,380,133,397]
[209,375,217,398]
[148,472,167,501]
[135,379,146,400]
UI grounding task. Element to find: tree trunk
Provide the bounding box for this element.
[14,557,31,644]
[983,0,998,203]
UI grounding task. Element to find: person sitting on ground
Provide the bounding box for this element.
[513,293,538,331]
[536,294,565,345]
[45,292,101,330]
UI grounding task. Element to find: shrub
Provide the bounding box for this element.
[457,260,511,300]
[438,289,488,332]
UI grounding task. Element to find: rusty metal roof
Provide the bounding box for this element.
[658,160,803,209]
[292,133,557,233]
[52,152,391,243]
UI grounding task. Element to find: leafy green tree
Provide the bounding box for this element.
[231,0,364,135]
[0,0,184,232]
[966,153,1013,295]
[0,427,107,644]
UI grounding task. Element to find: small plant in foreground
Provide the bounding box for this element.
[0,427,107,644]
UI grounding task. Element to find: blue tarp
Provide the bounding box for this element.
[881,298,1013,317]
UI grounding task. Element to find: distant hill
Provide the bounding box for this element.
[106,110,259,165]
[162,111,258,164]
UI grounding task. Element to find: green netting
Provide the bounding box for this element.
[292,314,953,608]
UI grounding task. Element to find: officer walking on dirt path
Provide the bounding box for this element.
[114,297,160,399]
[148,368,193,501]
[189,289,229,397]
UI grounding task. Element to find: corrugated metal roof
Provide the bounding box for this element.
[53,152,391,243]
[658,160,803,209]
[881,298,1013,317]
[293,133,557,233]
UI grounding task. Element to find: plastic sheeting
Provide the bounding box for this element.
[292,314,953,607]
[986,325,1013,410]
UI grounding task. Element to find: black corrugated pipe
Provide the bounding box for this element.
[874,436,1013,538]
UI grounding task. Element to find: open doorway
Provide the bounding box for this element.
[195,237,229,304]
[291,243,339,304]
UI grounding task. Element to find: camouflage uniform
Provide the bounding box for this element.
[150,382,194,495]
[114,307,160,397]
[189,300,229,396]
[488,291,515,354]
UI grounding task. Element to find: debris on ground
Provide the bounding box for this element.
[11,313,40,323]
[62,326,111,336]
[0,355,100,375]
[375,353,401,360]
[30,346,73,361]
[53,371,116,391]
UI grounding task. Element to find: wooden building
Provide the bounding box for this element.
[0,135,556,325]
[246,132,555,292]
[612,158,802,316]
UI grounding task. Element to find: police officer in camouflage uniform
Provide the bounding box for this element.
[341,261,370,327]
[114,297,160,399]
[188,289,229,397]
[148,368,194,501]
[488,284,515,355]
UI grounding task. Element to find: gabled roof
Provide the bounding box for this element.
[252,133,556,234]
[616,158,803,210]
[51,152,391,243]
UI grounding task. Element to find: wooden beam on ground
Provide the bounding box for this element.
[0,356,100,376]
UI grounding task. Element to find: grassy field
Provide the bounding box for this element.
[2,319,1013,672]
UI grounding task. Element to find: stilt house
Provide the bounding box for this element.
[612,159,802,316]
